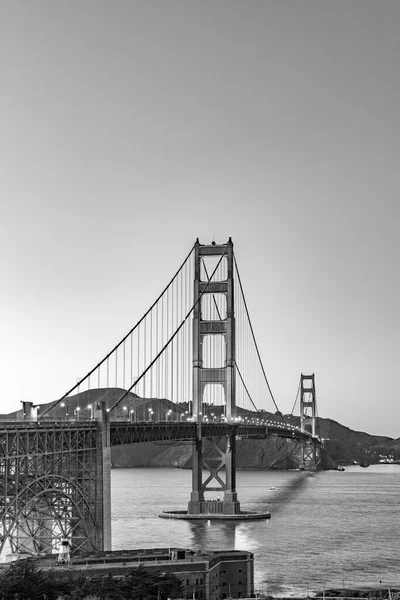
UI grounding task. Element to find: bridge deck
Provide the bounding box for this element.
[0,420,315,449]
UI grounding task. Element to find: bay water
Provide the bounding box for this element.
[111,465,400,596]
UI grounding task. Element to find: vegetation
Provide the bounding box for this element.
[0,561,183,600]
[0,560,71,600]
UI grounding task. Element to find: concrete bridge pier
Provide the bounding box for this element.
[188,428,241,516]
[301,438,320,470]
[94,402,112,551]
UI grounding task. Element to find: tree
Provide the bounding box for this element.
[0,559,71,600]
[156,572,184,600]
[69,572,125,600]
[122,565,184,600]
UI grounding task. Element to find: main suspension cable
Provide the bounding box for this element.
[109,245,229,413]
[234,255,286,423]
[41,243,196,417]
[235,363,259,413]
[290,377,301,416]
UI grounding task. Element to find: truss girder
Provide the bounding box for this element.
[109,422,268,445]
[0,423,99,558]
[0,418,319,556]
[109,421,314,445]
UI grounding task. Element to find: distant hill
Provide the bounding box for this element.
[2,388,398,469]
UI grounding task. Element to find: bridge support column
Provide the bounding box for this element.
[301,439,319,470]
[300,374,320,470]
[222,432,240,514]
[188,437,203,513]
[94,402,112,551]
[188,427,240,516]
[21,401,38,422]
[188,239,241,516]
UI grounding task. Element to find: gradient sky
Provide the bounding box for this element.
[1,1,399,437]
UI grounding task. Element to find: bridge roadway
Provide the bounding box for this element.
[109,420,316,444]
[0,419,317,448]
[0,419,319,555]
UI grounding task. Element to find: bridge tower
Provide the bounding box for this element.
[300,373,320,470]
[188,238,240,516]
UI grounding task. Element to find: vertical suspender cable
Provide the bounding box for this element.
[170,282,173,403]
[156,301,159,399]
[166,283,169,400]
[176,275,179,404]
[109,245,228,413]
[115,347,118,389]
[41,245,195,417]
[150,307,153,399]
[234,256,284,421]
[136,326,140,396]
[161,292,165,400]
[130,332,133,386]
[123,339,126,391]
[143,318,147,398]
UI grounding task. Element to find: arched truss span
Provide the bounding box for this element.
[1,474,97,556]
[0,423,100,558]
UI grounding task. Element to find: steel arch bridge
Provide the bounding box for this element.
[1,239,321,558]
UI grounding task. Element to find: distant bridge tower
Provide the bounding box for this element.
[300,373,320,470]
[188,238,240,516]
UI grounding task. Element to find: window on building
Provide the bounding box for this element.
[238,580,243,585]
[238,568,243,573]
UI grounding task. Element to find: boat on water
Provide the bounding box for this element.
[337,465,345,471]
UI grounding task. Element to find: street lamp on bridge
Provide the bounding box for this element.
[60,402,69,419]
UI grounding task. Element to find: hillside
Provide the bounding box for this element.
[2,388,398,469]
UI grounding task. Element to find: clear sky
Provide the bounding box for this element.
[1,1,399,437]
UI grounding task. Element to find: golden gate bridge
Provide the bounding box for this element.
[0,238,320,558]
